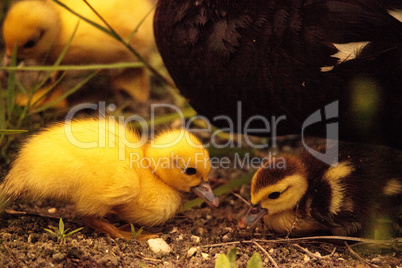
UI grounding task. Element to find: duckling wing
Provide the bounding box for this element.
[93,167,140,207]
[310,207,362,235]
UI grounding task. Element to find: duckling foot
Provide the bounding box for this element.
[83,216,159,241]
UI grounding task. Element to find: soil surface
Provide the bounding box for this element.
[0,192,401,267]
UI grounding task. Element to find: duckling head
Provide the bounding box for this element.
[2,0,61,65]
[240,155,308,227]
[144,129,219,207]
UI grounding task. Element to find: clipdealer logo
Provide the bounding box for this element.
[62,100,339,168]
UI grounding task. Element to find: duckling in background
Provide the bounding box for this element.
[2,0,157,103]
[239,141,402,238]
[0,118,218,240]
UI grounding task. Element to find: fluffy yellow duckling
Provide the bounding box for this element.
[2,0,156,102]
[239,141,402,237]
[0,118,218,240]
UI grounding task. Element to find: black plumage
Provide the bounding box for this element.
[154,0,402,148]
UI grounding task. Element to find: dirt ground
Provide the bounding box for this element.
[0,70,401,267]
[0,191,401,267]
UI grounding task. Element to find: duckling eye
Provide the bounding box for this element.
[22,39,37,49]
[184,167,197,175]
[268,192,281,199]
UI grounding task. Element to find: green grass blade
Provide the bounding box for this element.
[0,129,28,134]
[65,227,84,237]
[1,62,145,72]
[32,70,99,113]
[6,44,18,118]
[129,106,197,129]
[59,218,64,234]
[30,72,67,108]
[52,0,114,38]
[247,253,263,268]
[0,90,5,130]
[226,248,238,268]
[215,254,231,268]
[27,19,80,99]
[54,21,79,67]
[44,229,58,237]
[126,7,155,43]
[15,80,28,96]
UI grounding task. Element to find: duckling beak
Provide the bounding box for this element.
[191,181,219,207]
[238,204,268,228]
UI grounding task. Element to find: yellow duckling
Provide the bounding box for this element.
[0,118,218,240]
[239,141,402,238]
[2,0,156,102]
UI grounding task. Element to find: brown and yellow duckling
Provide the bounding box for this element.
[239,141,402,238]
[0,118,218,240]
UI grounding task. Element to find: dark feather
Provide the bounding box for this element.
[154,0,402,148]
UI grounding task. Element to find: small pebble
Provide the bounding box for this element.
[201,253,209,260]
[187,247,198,258]
[191,235,201,243]
[176,234,184,241]
[52,253,66,260]
[371,257,382,264]
[48,208,57,214]
[147,238,171,256]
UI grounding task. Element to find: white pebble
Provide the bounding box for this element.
[191,235,201,243]
[147,238,171,256]
[201,253,209,260]
[47,208,57,214]
[187,247,198,258]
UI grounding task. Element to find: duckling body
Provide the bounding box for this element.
[1,118,218,239]
[2,0,156,102]
[241,141,402,237]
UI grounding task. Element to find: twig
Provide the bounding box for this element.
[256,236,401,244]
[344,242,378,268]
[5,209,80,225]
[3,242,22,267]
[231,192,250,206]
[292,244,323,259]
[201,236,401,248]
[329,246,337,257]
[252,240,279,268]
